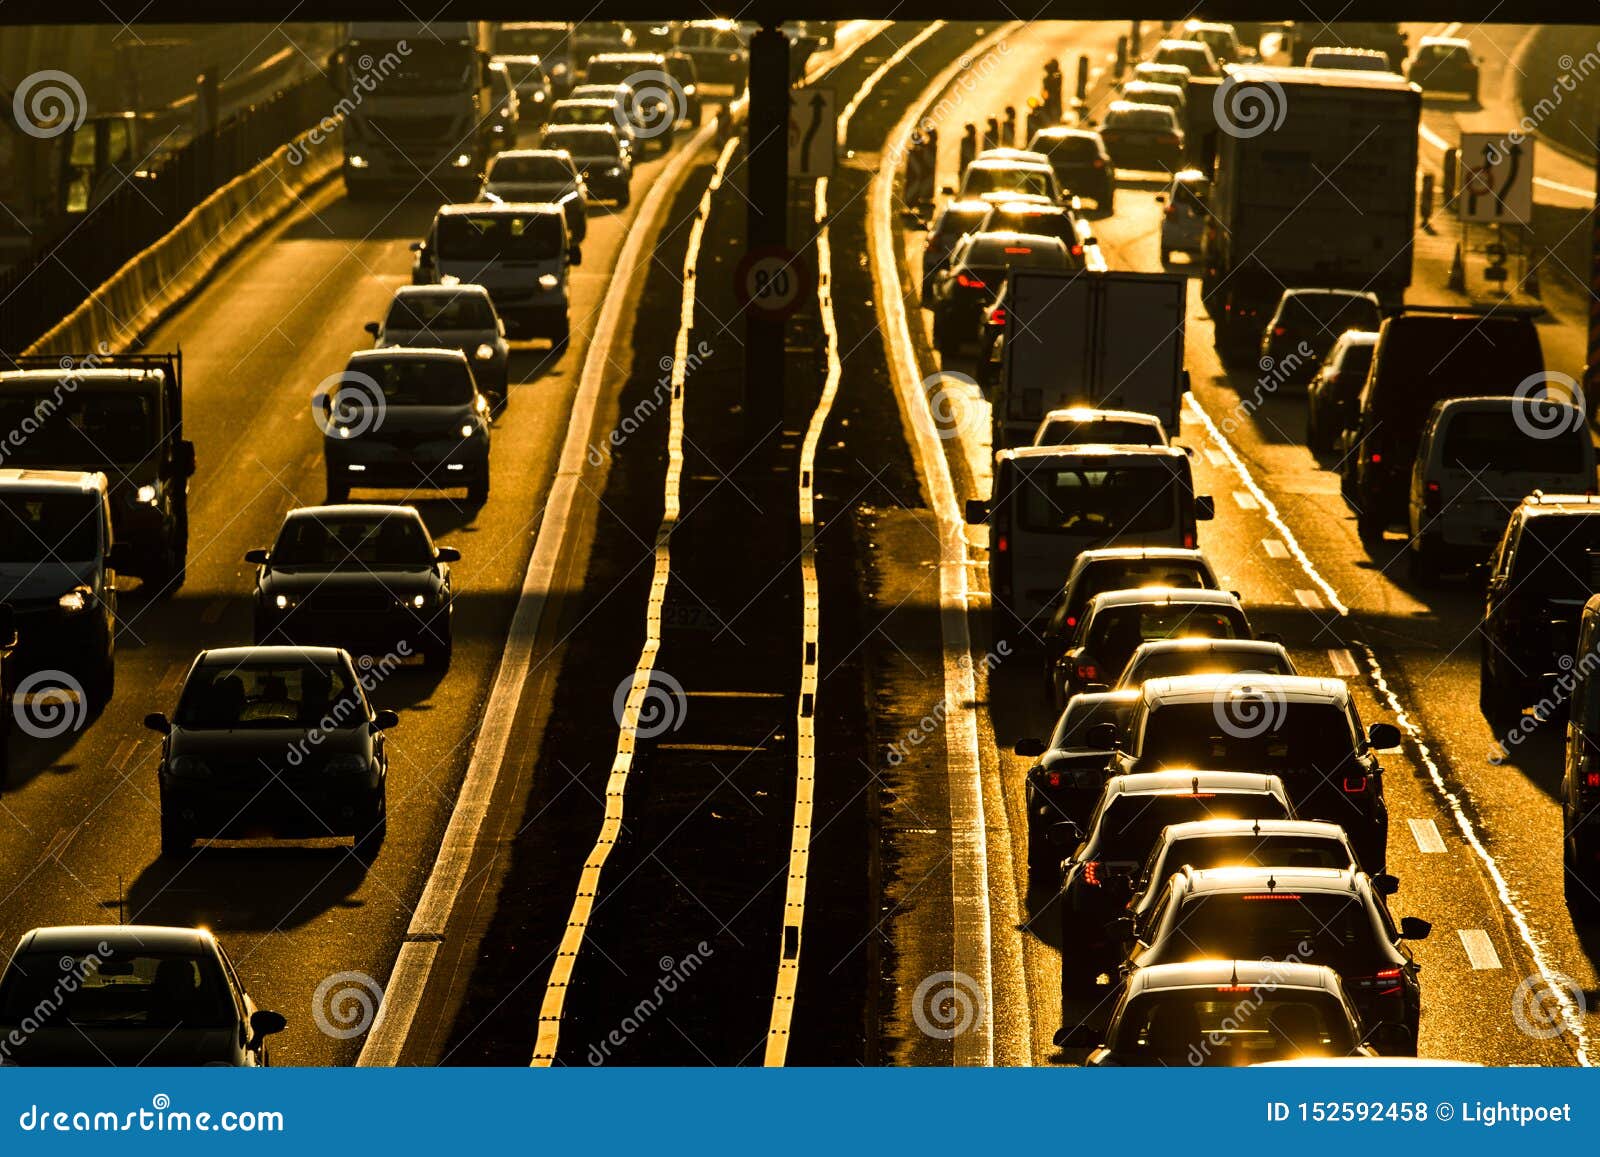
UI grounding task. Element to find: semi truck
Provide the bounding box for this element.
[332,21,497,198]
[1200,65,1420,362]
[995,269,1190,450]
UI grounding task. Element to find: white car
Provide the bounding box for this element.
[1157,168,1210,262]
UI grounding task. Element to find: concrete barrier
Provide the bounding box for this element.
[24,131,340,357]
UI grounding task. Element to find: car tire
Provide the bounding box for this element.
[616,187,631,209]
[1565,838,1600,919]
[1356,505,1385,550]
[551,322,570,356]
[160,813,192,857]
[467,471,490,505]
[146,524,188,596]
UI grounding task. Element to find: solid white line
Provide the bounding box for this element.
[1262,538,1289,559]
[1185,392,1591,1064]
[354,118,723,1068]
[868,21,1025,1068]
[1328,648,1359,677]
[1409,818,1448,854]
[1459,928,1503,970]
[836,22,946,146]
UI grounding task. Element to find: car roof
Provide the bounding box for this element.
[1124,80,1184,95]
[1140,672,1349,707]
[437,200,562,218]
[1042,406,1163,425]
[1126,959,1341,996]
[1227,64,1417,92]
[493,148,572,161]
[15,924,219,955]
[1184,20,1234,33]
[1107,100,1179,117]
[1157,38,1210,51]
[392,283,493,301]
[1179,865,1363,897]
[0,467,107,493]
[999,443,1189,465]
[0,367,165,387]
[964,231,1070,251]
[347,346,469,365]
[1128,638,1287,658]
[1085,586,1242,612]
[197,645,348,665]
[968,156,1052,172]
[1032,126,1101,140]
[1333,329,1380,346]
[1106,769,1285,797]
[284,503,421,521]
[1156,817,1349,843]
[1519,494,1600,514]
[1418,35,1471,49]
[1282,287,1379,302]
[1433,395,1584,417]
[1074,546,1210,565]
[1063,688,1142,713]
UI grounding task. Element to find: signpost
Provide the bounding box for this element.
[788,86,836,179]
[1457,132,1533,225]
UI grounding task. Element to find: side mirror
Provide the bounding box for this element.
[435,546,462,563]
[144,712,171,735]
[940,184,955,197]
[568,244,583,266]
[364,321,381,338]
[373,709,400,731]
[1054,1023,1099,1049]
[1086,721,1120,749]
[1398,916,1431,941]
[1366,722,1402,751]
[250,1010,288,1041]
[1013,737,1047,758]
[964,498,989,524]
[1195,494,1215,521]
[244,548,269,566]
[1372,873,1399,896]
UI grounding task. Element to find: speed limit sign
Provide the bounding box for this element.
[735,246,808,318]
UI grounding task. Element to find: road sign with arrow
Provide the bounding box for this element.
[788,86,836,179]
[1458,131,1533,225]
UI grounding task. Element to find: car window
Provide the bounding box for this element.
[272,514,434,568]
[0,950,236,1030]
[1106,106,1178,131]
[1284,295,1380,334]
[1439,410,1587,473]
[1122,648,1291,684]
[1111,991,1353,1063]
[541,128,619,158]
[1075,561,1213,611]
[1136,701,1358,770]
[437,212,562,262]
[964,237,1072,270]
[1034,134,1101,162]
[357,357,476,406]
[0,492,100,562]
[176,660,361,729]
[1159,892,1381,968]
[963,167,1054,199]
[1330,341,1374,382]
[1147,833,1351,886]
[386,293,495,332]
[1093,792,1287,859]
[1017,465,1181,535]
[488,153,574,182]
[1509,514,1600,595]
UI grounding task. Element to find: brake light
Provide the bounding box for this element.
[1075,663,1098,681]
[1423,481,1441,517]
[957,272,987,289]
[1004,246,1034,255]
[1587,772,1600,788]
[1242,893,1303,901]
[1048,772,1062,788]
[990,307,1007,325]
[1369,452,1382,464]
[1183,532,1196,549]
[1215,985,1254,993]
[1070,243,1084,256]
[1082,861,1102,886]
[1065,615,1078,629]
[1343,776,1368,793]
[1355,967,1404,996]
[1272,326,1286,337]
[1163,204,1175,218]
[997,534,1009,553]
[1092,158,1106,168]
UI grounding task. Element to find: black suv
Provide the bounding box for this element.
[1343,310,1544,547]
[1480,494,1600,721]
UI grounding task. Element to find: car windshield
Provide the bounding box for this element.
[1136,702,1356,771]
[176,660,361,729]
[0,388,158,467]
[1283,295,1380,336]
[1087,605,1246,673]
[356,358,475,407]
[1093,792,1288,859]
[1037,418,1163,446]
[0,492,99,563]
[1509,514,1600,595]
[497,26,569,56]
[0,950,235,1030]
[1144,834,1351,886]
[437,212,562,263]
[963,167,1053,199]
[543,129,617,159]
[272,514,434,568]
[1157,893,1382,969]
[1017,464,1181,535]
[1107,106,1177,131]
[964,237,1070,270]
[553,102,618,126]
[488,154,573,182]
[1111,991,1354,1064]
[1034,134,1101,162]
[1122,648,1291,685]
[1440,410,1587,474]
[386,293,495,332]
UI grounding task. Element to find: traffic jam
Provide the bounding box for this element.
[0,12,1596,1078]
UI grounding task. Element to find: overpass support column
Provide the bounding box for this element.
[744,21,789,457]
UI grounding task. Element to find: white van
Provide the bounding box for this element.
[411,202,580,349]
[1406,395,1596,584]
[966,445,1214,624]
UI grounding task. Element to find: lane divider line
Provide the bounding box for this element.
[1186,392,1591,1065]
[529,137,741,1067]
[837,22,946,147]
[1262,538,1289,560]
[1328,648,1359,677]
[1410,818,1448,854]
[1459,928,1503,970]
[354,117,723,1068]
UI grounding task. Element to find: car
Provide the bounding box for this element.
[919,197,993,301]
[1121,80,1186,121]
[1305,46,1395,72]
[539,123,632,205]
[676,19,748,86]
[480,148,589,245]
[0,469,117,706]
[485,60,521,151]
[319,348,492,504]
[953,157,1062,203]
[1042,546,1219,679]
[496,22,576,97]
[928,232,1076,357]
[573,20,635,73]
[1293,22,1407,70]
[1405,36,1480,100]
[549,96,637,156]
[0,353,195,592]
[1150,38,1221,78]
[1123,866,1429,1050]
[1182,20,1247,64]
[1561,594,1600,907]
[1260,289,1382,387]
[411,202,578,347]
[974,146,1054,168]
[978,199,1085,253]
[248,505,459,669]
[1025,127,1114,212]
[0,925,287,1065]
[1056,769,1295,994]
[1344,310,1545,546]
[1305,330,1377,454]
[1131,61,1192,93]
[625,21,677,52]
[584,52,678,146]
[491,54,553,122]
[1114,638,1296,689]
[145,645,396,858]
[663,51,704,125]
[1014,689,1140,872]
[1053,587,1250,707]
[1407,396,1594,584]
[1156,168,1210,263]
[1060,960,1384,1065]
[365,285,510,411]
[970,447,1216,626]
[1032,406,1169,449]
[1109,674,1400,872]
[1480,494,1600,721]
[1098,101,1184,172]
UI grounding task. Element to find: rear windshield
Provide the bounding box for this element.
[1509,514,1600,595]
[932,208,990,246]
[387,293,495,331]
[176,660,360,730]
[962,166,1053,199]
[1308,49,1390,70]
[436,212,562,261]
[1106,106,1178,131]
[1136,702,1356,770]
[1033,134,1102,162]
[552,102,616,126]
[1076,560,1213,606]
[1086,604,1247,674]
[541,128,618,157]
[1145,834,1351,886]
[1016,464,1182,535]
[983,212,1077,247]
[1283,294,1380,334]
[488,153,573,182]
[0,492,99,562]
[1157,892,1382,969]
[1154,45,1214,73]
[965,237,1071,270]
[358,358,475,407]
[1093,792,1288,859]
[1111,991,1353,1064]
[0,388,158,467]
[1037,417,1163,447]
[1123,647,1293,684]
[272,514,434,568]
[1439,410,1587,474]
[0,951,234,1031]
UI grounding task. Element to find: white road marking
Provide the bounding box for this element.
[1328,648,1359,677]
[1233,489,1259,510]
[836,22,944,146]
[1409,818,1448,854]
[1294,588,1325,610]
[1459,928,1503,970]
[1262,538,1289,559]
[1204,447,1227,468]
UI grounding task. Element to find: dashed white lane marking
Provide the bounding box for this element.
[1459,929,1503,970]
[1204,447,1227,468]
[1409,818,1448,854]
[1294,588,1325,610]
[1232,489,1259,510]
[1262,538,1289,559]
[1327,648,1359,677]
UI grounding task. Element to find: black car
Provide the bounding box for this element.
[145,646,396,859]
[0,925,286,1066]
[664,52,703,125]
[1305,330,1377,454]
[539,123,632,205]
[919,198,992,301]
[1344,310,1544,546]
[1097,101,1184,173]
[1026,127,1115,213]
[1405,36,1480,100]
[1481,495,1600,721]
[366,285,510,412]
[1014,690,1139,874]
[1259,289,1381,388]
[249,504,459,669]
[929,231,1075,357]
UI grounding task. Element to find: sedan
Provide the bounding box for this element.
[1099,101,1185,173]
[366,284,510,411]
[1113,637,1295,689]
[928,231,1076,357]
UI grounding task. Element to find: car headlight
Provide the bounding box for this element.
[272,593,296,611]
[168,755,211,778]
[452,153,473,167]
[684,84,697,96]
[411,593,428,609]
[58,587,91,614]
[460,423,477,438]
[534,90,547,102]
[135,484,158,505]
[539,273,559,290]
[474,343,496,360]
[605,166,622,176]
[348,154,369,169]
[325,754,369,775]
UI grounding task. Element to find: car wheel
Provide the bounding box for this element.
[551,322,570,356]
[160,813,193,857]
[1356,505,1385,550]
[1565,838,1600,919]
[616,187,631,209]
[467,471,490,505]
[146,527,188,596]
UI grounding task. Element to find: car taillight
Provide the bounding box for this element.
[990,308,1007,325]
[1082,861,1102,886]
[1048,772,1062,788]
[1354,967,1404,996]
[1587,771,1600,789]
[1163,204,1175,218]
[1004,246,1033,255]
[1065,615,1078,629]
[1423,481,1441,517]
[1343,775,1368,793]
[1272,325,1286,337]
[1183,532,1196,549]
[1070,243,1084,256]
[957,272,987,289]
[1369,452,1382,465]
[997,533,1009,553]
[1092,158,1105,168]
[1075,663,1098,682]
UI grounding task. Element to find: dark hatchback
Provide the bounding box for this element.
[250,504,459,669]
[1026,126,1115,212]
[146,646,396,860]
